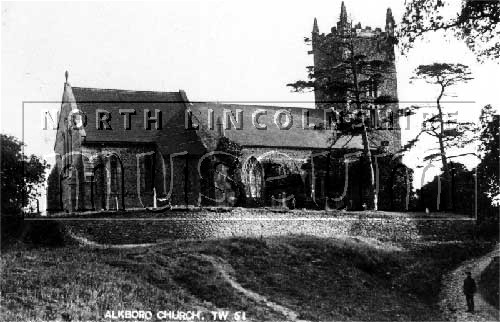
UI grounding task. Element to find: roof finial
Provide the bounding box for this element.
[313,17,319,34]
[385,8,395,35]
[340,1,347,21]
[337,1,350,34]
[65,70,69,84]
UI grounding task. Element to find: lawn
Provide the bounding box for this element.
[0,236,494,321]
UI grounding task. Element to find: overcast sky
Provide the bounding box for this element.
[2,1,499,199]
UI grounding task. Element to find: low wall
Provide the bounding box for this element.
[27,209,475,245]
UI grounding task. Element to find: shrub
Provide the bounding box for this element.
[23,220,69,247]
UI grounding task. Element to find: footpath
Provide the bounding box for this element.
[439,244,499,322]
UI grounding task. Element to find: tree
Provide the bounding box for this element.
[404,63,475,210]
[416,162,476,213]
[1,134,48,215]
[288,24,395,210]
[477,104,499,203]
[400,0,500,60]
[416,159,498,237]
[376,154,416,211]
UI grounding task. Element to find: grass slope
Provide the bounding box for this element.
[1,236,494,321]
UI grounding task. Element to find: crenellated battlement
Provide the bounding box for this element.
[314,30,388,43]
[322,25,387,39]
[312,2,395,40]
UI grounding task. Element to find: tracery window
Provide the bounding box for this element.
[110,156,119,192]
[243,157,264,198]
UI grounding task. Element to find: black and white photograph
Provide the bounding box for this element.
[1,1,499,321]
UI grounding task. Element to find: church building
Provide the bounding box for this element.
[46,3,406,213]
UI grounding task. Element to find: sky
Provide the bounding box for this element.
[1,1,499,209]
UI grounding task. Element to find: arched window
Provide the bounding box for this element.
[242,157,264,198]
[104,154,124,211]
[110,155,119,192]
[366,78,379,97]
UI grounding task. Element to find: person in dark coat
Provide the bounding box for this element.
[463,271,477,312]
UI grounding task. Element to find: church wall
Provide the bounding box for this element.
[44,210,474,244]
[50,142,408,213]
[238,146,408,210]
[240,147,320,207]
[64,143,159,210]
[56,143,205,212]
[158,153,202,206]
[57,128,86,213]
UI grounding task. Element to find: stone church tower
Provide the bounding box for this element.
[310,1,400,151]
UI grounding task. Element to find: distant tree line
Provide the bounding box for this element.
[1,134,47,215]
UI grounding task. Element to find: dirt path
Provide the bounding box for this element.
[199,254,308,322]
[439,244,499,322]
[71,233,307,321]
[69,231,163,248]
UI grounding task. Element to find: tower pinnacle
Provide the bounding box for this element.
[337,1,350,34]
[340,1,347,23]
[312,17,319,34]
[385,8,395,35]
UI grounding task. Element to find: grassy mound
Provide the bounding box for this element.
[1,236,494,321]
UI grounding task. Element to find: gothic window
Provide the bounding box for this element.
[387,110,394,129]
[185,110,198,130]
[376,109,394,129]
[110,156,118,192]
[366,79,379,98]
[83,158,94,183]
[369,108,377,129]
[243,157,264,198]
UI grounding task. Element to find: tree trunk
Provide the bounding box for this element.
[436,86,453,211]
[361,124,378,210]
[437,132,452,210]
[349,39,378,211]
[324,151,331,210]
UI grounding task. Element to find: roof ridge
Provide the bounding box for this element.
[72,86,181,95]
[194,102,316,111]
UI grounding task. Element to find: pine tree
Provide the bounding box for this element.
[404,63,475,211]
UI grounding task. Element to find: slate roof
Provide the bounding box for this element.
[71,87,189,148]
[190,102,363,150]
[68,86,363,153]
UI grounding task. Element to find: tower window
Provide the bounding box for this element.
[185,110,198,130]
[366,79,378,97]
